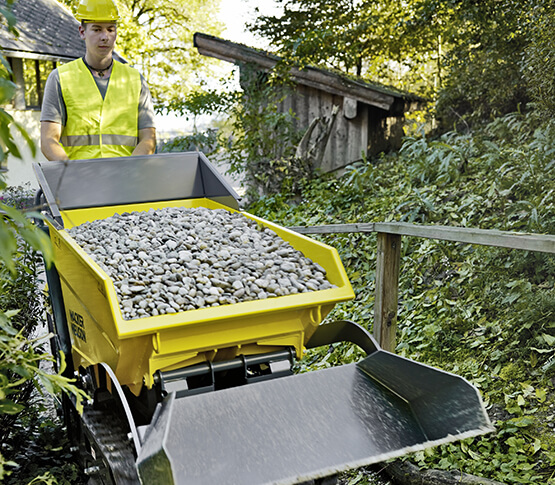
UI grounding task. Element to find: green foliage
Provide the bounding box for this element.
[119,0,224,113]
[224,69,303,198]
[159,128,220,156]
[1,413,83,485]
[0,6,87,481]
[522,1,555,118]
[0,199,53,274]
[172,66,305,199]
[0,311,77,418]
[168,83,237,118]
[175,0,554,200]
[0,27,36,166]
[248,111,555,484]
[0,188,88,484]
[434,0,531,128]
[0,23,44,274]
[250,0,442,97]
[0,310,88,483]
[251,0,399,77]
[250,0,555,129]
[427,0,555,129]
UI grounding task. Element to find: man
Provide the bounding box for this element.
[40,0,156,161]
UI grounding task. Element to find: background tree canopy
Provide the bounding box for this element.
[60,0,555,128]
[249,0,555,127]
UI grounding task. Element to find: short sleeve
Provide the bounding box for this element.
[138,75,156,130]
[40,69,66,125]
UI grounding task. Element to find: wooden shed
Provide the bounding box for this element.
[194,32,426,173]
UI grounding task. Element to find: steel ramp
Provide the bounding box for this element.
[136,349,493,485]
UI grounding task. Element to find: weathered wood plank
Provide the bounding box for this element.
[307,85,321,128]
[360,106,369,161]
[289,222,554,354]
[297,84,310,132]
[373,222,555,254]
[374,233,401,352]
[290,223,375,234]
[319,91,336,172]
[345,103,366,163]
[332,95,348,171]
[289,223,555,254]
[386,459,508,485]
[343,97,358,119]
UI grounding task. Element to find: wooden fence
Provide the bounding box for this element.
[289,222,555,353]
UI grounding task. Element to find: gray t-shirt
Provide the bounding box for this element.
[40,63,156,130]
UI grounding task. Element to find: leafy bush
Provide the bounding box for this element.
[0,186,88,483]
[522,1,555,118]
[0,311,84,483]
[159,128,220,157]
[0,185,44,334]
[167,66,306,200]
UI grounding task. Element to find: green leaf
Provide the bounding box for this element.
[12,120,36,158]
[535,388,547,403]
[0,6,17,32]
[540,333,555,346]
[0,119,20,159]
[38,374,55,395]
[530,347,553,354]
[509,416,534,428]
[0,202,27,224]
[0,313,18,336]
[11,365,34,380]
[506,404,522,415]
[347,475,363,485]
[0,399,24,415]
[0,218,17,272]
[17,224,54,262]
[0,78,16,104]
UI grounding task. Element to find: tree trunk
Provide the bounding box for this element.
[383,460,507,485]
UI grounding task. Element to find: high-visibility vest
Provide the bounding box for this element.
[58,58,141,159]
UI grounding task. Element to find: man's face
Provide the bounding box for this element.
[79,22,117,59]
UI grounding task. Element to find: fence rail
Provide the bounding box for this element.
[289,222,555,352]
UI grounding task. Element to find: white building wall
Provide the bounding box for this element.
[4,109,45,189]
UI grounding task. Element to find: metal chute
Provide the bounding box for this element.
[136,322,492,485]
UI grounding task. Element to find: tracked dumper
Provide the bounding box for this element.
[34,152,493,485]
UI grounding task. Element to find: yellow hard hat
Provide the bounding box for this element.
[75,0,119,22]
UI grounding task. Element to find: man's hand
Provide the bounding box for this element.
[132,127,157,156]
[40,121,69,161]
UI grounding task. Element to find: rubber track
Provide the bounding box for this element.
[82,406,140,484]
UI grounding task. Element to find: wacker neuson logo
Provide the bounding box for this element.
[69,310,86,342]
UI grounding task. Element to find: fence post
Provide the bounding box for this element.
[374,232,401,352]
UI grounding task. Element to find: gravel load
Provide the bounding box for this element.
[67,206,335,320]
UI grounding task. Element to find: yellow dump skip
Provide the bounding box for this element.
[49,198,354,394]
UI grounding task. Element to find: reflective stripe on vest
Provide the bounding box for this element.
[58,59,141,160]
[60,134,138,147]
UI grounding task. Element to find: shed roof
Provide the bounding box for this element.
[0,0,85,62]
[194,32,424,112]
